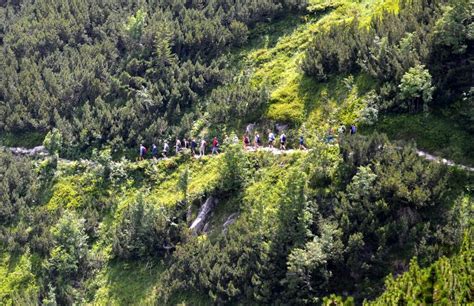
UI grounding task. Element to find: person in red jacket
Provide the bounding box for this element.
[212,137,219,155]
[243,134,250,149]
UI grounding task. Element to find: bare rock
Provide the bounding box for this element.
[190,196,217,235]
[246,123,256,134]
[275,123,288,133]
[7,145,49,157]
[222,213,239,234]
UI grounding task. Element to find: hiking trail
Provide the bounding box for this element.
[1,145,473,172]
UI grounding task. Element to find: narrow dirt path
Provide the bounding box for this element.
[415,150,474,172]
[2,145,473,172]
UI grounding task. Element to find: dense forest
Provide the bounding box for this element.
[1,0,306,156]
[0,0,473,305]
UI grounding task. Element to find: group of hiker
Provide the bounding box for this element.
[242,131,294,150]
[139,136,221,160]
[138,124,357,160]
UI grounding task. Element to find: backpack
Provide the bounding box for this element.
[281,135,286,142]
[256,135,261,143]
[351,125,357,134]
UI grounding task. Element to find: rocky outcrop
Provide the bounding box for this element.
[222,213,239,234]
[4,145,49,157]
[246,123,256,134]
[190,197,217,235]
[275,123,288,133]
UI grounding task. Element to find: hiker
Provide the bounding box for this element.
[232,134,239,144]
[139,144,147,160]
[199,139,207,157]
[151,143,158,159]
[162,141,169,158]
[175,138,182,154]
[338,125,346,135]
[254,132,261,149]
[350,124,357,135]
[326,127,334,143]
[191,139,197,155]
[268,131,275,148]
[299,136,307,150]
[280,133,287,150]
[212,137,219,155]
[223,134,230,146]
[183,138,189,150]
[243,134,250,149]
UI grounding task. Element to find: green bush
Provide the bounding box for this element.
[398,65,435,112]
[43,129,63,155]
[43,211,89,304]
[206,82,268,126]
[112,193,183,259]
[367,231,473,305]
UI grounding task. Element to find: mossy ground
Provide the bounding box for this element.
[91,260,164,305]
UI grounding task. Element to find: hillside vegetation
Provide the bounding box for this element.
[0,0,473,305]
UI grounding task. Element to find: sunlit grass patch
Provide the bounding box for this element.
[92,260,163,305]
[46,175,86,211]
[242,0,397,127]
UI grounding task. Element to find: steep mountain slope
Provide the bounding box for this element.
[0,0,473,305]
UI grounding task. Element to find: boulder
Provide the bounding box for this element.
[275,123,288,133]
[190,196,217,235]
[246,123,256,134]
[7,145,49,157]
[222,213,239,234]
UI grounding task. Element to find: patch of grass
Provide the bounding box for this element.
[244,153,304,221]
[45,172,106,211]
[46,177,82,211]
[241,0,395,127]
[300,74,376,145]
[187,155,222,200]
[364,111,474,166]
[91,260,164,305]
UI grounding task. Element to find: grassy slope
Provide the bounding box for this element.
[245,0,471,167]
[116,2,470,302]
[91,261,163,305]
[68,1,404,304]
[6,0,473,304]
[226,0,399,148]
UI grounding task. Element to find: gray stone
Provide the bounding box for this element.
[190,197,217,235]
